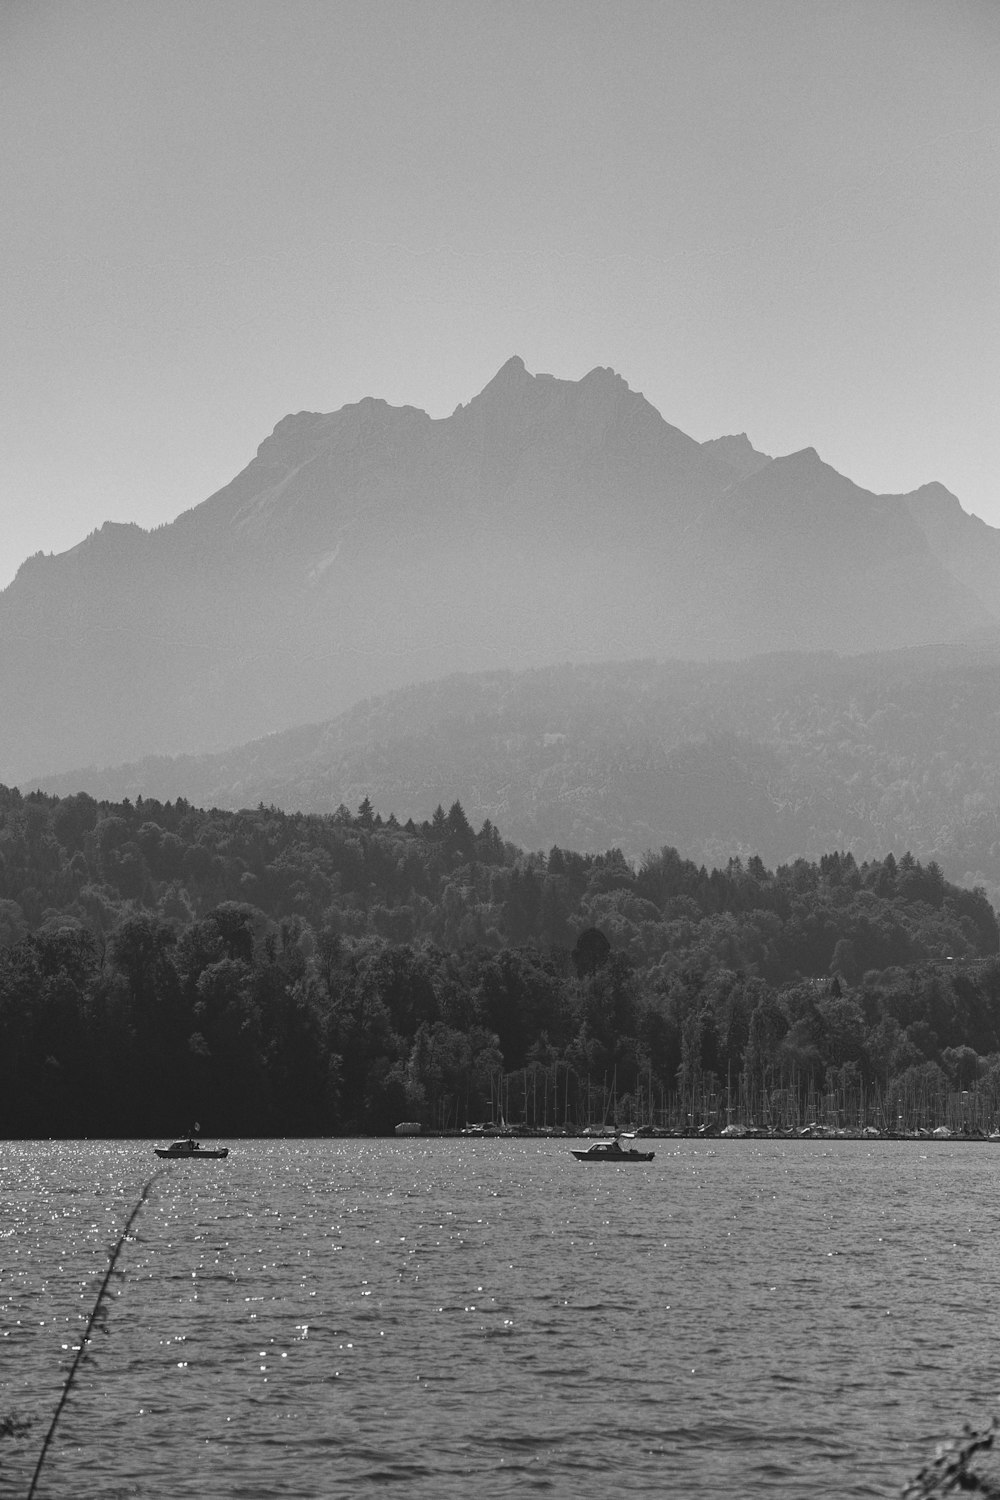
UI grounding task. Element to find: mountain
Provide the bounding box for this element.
[2,357,995,782]
[28,644,1000,902]
[678,448,994,656]
[698,431,773,478]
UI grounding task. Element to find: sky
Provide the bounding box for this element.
[1,0,997,591]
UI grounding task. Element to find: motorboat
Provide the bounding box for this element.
[155,1138,229,1159]
[570,1139,654,1162]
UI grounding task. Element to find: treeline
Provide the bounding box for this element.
[1,783,1000,1137]
[37,653,1000,900]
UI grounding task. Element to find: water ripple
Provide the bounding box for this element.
[4,1138,1000,1497]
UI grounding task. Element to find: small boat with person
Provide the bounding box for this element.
[571,1136,654,1163]
[155,1131,229,1159]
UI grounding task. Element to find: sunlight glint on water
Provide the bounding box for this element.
[3,1138,997,1498]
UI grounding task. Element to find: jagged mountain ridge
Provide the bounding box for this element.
[3,356,998,781]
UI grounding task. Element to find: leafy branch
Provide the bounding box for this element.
[902,1422,1000,1498]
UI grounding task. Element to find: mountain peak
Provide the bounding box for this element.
[481,354,532,390]
[766,446,860,490]
[913,480,961,506]
[466,357,636,415]
[453,355,539,418]
[581,364,627,387]
[700,432,773,478]
[784,446,822,466]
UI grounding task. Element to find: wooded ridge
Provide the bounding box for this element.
[31,646,1000,904]
[3,784,999,1138]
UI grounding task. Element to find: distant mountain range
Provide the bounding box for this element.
[29,645,1000,902]
[5,355,1000,784]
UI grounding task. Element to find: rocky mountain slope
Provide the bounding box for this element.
[3,356,996,782]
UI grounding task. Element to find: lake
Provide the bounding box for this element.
[3,1138,998,1497]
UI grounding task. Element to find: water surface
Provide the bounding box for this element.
[3,1138,997,1496]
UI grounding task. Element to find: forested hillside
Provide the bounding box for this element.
[3,784,1000,1140]
[35,646,1000,901]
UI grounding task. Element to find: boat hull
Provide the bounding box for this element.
[154,1147,229,1159]
[570,1148,654,1162]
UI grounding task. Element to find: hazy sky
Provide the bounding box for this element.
[2,0,997,590]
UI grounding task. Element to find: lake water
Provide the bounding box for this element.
[2,1138,999,1498]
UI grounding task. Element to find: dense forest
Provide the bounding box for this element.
[3,782,1000,1139]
